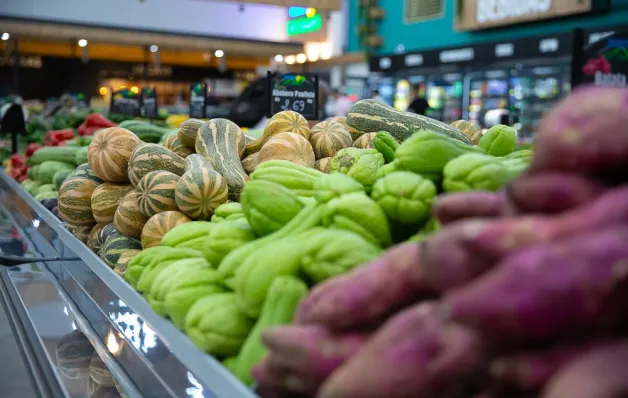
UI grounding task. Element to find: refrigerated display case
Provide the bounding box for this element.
[425,74,463,123]
[0,173,257,398]
[465,70,510,127]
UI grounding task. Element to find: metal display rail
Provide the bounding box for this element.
[0,172,256,398]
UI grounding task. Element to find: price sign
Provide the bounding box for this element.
[73,93,89,108]
[189,83,207,119]
[579,31,628,88]
[110,88,141,116]
[268,72,319,120]
[141,88,159,119]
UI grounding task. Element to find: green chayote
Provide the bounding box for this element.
[123,246,174,287]
[313,172,365,203]
[408,217,441,242]
[160,221,213,247]
[134,248,205,293]
[200,220,256,267]
[371,171,437,226]
[443,153,510,193]
[211,202,244,223]
[322,192,391,247]
[479,124,516,156]
[185,293,255,357]
[330,148,385,191]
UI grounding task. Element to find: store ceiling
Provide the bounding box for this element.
[0,18,305,57]
[214,0,342,10]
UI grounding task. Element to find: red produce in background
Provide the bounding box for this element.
[78,113,116,136]
[25,143,41,157]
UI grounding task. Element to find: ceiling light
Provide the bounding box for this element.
[306,8,317,18]
[320,42,332,60]
[150,45,159,53]
[214,50,224,58]
[1,33,10,41]
[296,53,307,63]
[285,55,296,65]
[275,54,284,63]
[78,39,88,47]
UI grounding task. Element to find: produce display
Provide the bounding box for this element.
[7,85,622,398]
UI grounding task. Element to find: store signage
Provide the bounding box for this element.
[379,57,392,69]
[73,93,89,108]
[189,83,207,119]
[495,43,514,57]
[267,72,319,120]
[141,88,159,119]
[405,54,424,67]
[455,0,594,31]
[0,55,43,69]
[287,14,323,36]
[539,37,560,53]
[110,88,141,116]
[440,48,474,63]
[580,32,628,88]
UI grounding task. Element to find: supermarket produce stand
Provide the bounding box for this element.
[0,171,256,398]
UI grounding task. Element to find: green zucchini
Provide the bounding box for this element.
[119,120,169,143]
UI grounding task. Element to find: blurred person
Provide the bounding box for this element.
[333,89,353,117]
[406,85,430,115]
[371,89,385,103]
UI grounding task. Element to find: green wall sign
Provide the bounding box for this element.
[287,14,323,36]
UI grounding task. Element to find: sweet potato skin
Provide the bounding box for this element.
[433,191,505,224]
[251,325,368,395]
[444,226,628,342]
[318,303,485,398]
[541,341,628,398]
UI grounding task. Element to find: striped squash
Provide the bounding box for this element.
[136,170,180,217]
[87,223,106,254]
[244,111,310,156]
[96,223,118,252]
[175,167,228,220]
[310,120,353,159]
[314,157,332,173]
[91,183,133,224]
[164,134,194,158]
[113,191,149,238]
[71,164,104,185]
[127,143,185,187]
[67,224,94,243]
[87,127,142,183]
[141,211,191,249]
[450,120,482,145]
[241,152,258,174]
[177,118,204,149]
[184,154,213,172]
[58,177,100,225]
[257,132,315,168]
[114,249,142,276]
[196,119,248,201]
[100,233,142,268]
[353,132,378,149]
[330,116,363,141]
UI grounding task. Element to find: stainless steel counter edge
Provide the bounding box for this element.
[1,173,257,398]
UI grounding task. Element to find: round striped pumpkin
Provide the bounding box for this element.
[136,170,180,217]
[96,223,118,253]
[87,223,106,254]
[175,167,228,220]
[114,249,141,276]
[177,118,204,149]
[141,211,191,249]
[113,191,149,238]
[450,120,482,145]
[257,132,315,168]
[244,111,310,156]
[87,127,142,183]
[330,116,363,141]
[164,134,194,158]
[67,223,94,243]
[184,154,213,172]
[100,233,142,269]
[127,143,185,187]
[91,183,133,224]
[58,177,100,225]
[314,157,332,173]
[71,164,104,185]
[310,120,353,159]
[353,132,378,148]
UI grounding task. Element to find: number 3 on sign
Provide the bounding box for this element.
[292,100,305,112]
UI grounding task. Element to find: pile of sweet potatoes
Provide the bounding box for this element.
[251,86,628,398]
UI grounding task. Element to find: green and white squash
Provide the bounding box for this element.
[184,154,213,172]
[136,170,180,217]
[99,232,142,269]
[127,143,185,187]
[175,166,228,220]
[91,183,133,224]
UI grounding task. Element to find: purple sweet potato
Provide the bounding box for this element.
[251,325,369,395]
[318,303,485,398]
[443,226,628,342]
[530,86,628,176]
[433,191,506,224]
[541,341,628,398]
[506,171,606,215]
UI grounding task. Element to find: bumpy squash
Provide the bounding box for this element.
[257,132,315,169]
[87,127,142,182]
[136,170,179,217]
[141,211,191,248]
[309,120,353,159]
[244,111,310,156]
[127,143,185,187]
[70,164,104,185]
[100,233,142,268]
[175,166,228,220]
[163,134,194,158]
[90,183,133,224]
[250,159,324,197]
[96,223,118,252]
[58,177,100,225]
[329,116,363,141]
[177,118,204,149]
[67,224,94,243]
[113,191,149,238]
[314,157,332,173]
[86,223,106,254]
[196,119,248,201]
[241,152,259,174]
[450,120,482,145]
[353,132,378,148]
[184,154,213,172]
[479,124,517,156]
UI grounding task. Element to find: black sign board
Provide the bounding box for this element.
[141,87,159,119]
[110,88,141,116]
[189,83,207,119]
[576,27,628,88]
[267,71,319,120]
[73,93,89,108]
